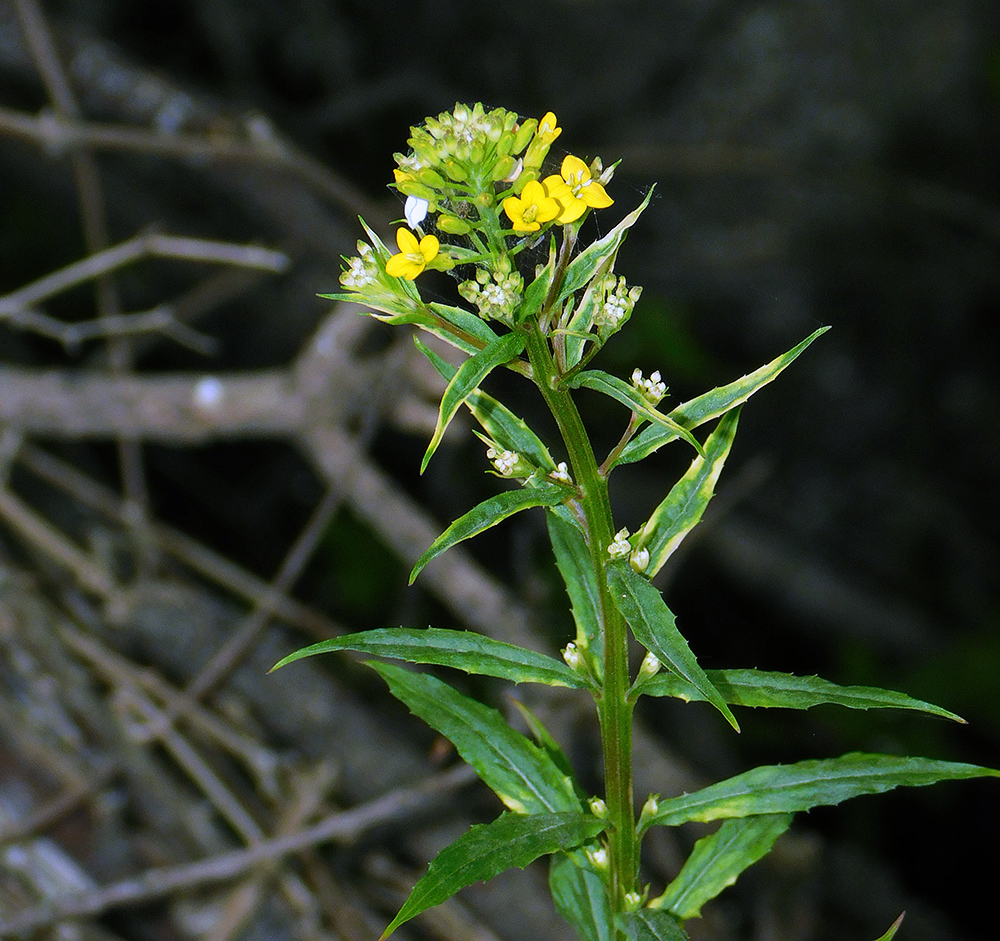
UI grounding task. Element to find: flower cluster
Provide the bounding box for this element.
[594,274,642,334]
[631,368,667,406]
[333,103,639,369]
[458,258,523,323]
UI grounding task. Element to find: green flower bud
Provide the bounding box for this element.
[437,214,472,235]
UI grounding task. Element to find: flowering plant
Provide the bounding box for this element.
[274,104,997,941]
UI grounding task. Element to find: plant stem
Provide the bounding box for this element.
[523,325,637,919]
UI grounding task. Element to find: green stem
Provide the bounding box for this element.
[523,326,637,920]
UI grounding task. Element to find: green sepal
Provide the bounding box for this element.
[615,326,830,467]
[368,661,583,814]
[270,627,588,690]
[550,855,614,941]
[415,336,557,470]
[381,812,606,939]
[650,813,793,919]
[607,563,739,731]
[641,754,1000,830]
[556,188,655,306]
[637,407,740,576]
[635,667,966,723]
[409,483,571,584]
[566,370,704,457]
[422,331,526,473]
[616,908,688,941]
[546,511,603,662]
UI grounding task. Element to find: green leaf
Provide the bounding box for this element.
[369,661,582,814]
[557,188,655,305]
[873,913,906,941]
[271,627,587,689]
[422,331,526,473]
[642,753,1000,829]
[428,302,501,347]
[382,811,605,938]
[410,483,569,583]
[550,855,613,941]
[635,668,966,723]
[566,370,704,457]
[615,326,830,467]
[637,408,740,577]
[617,908,688,941]
[606,563,739,732]
[547,511,603,658]
[651,814,793,919]
[516,235,557,322]
[414,336,557,470]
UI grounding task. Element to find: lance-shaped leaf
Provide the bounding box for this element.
[617,908,688,941]
[638,408,740,577]
[428,302,501,349]
[641,753,1000,830]
[270,627,587,689]
[874,914,906,941]
[615,326,830,467]
[516,235,557,323]
[410,483,570,583]
[635,668,965,722]
[414,336,556,470]
[369,661,582,814]
[650,813,793,919]
[547,510,603,658]
[550,855,614,941]
[382,812,605,939]
[607,563,739,732]
[557,188,655,305]
[422,331,526,473]
[566,370,704,456]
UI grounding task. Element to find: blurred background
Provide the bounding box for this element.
[1,1,998,940]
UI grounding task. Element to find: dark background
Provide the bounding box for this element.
[1,2,998,940]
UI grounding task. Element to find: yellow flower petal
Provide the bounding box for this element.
[418,234,439,262]
[560,154,591,181]
[581,180,613,209]
[395,227,419,254]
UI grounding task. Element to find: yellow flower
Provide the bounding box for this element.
[536,111,561,146]
[385,228,439,280]
[543,155,613,223]
[502,179,561,233]
[522,111,562,169]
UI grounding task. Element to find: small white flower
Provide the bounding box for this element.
[404,195,429,228]
[631,368,667,405]
[640,794,660,818]
[637,650,660,679]
[588,796,608,818]
[486,446,520,477]
[607,527,632,560]
[562,642,582,671]
[630,547,650,574]
[587,846,609,870]
[549,462,571,484]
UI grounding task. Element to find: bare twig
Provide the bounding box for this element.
[17,444,339,639]
[0,103,388,228]
[0,763,476,937]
